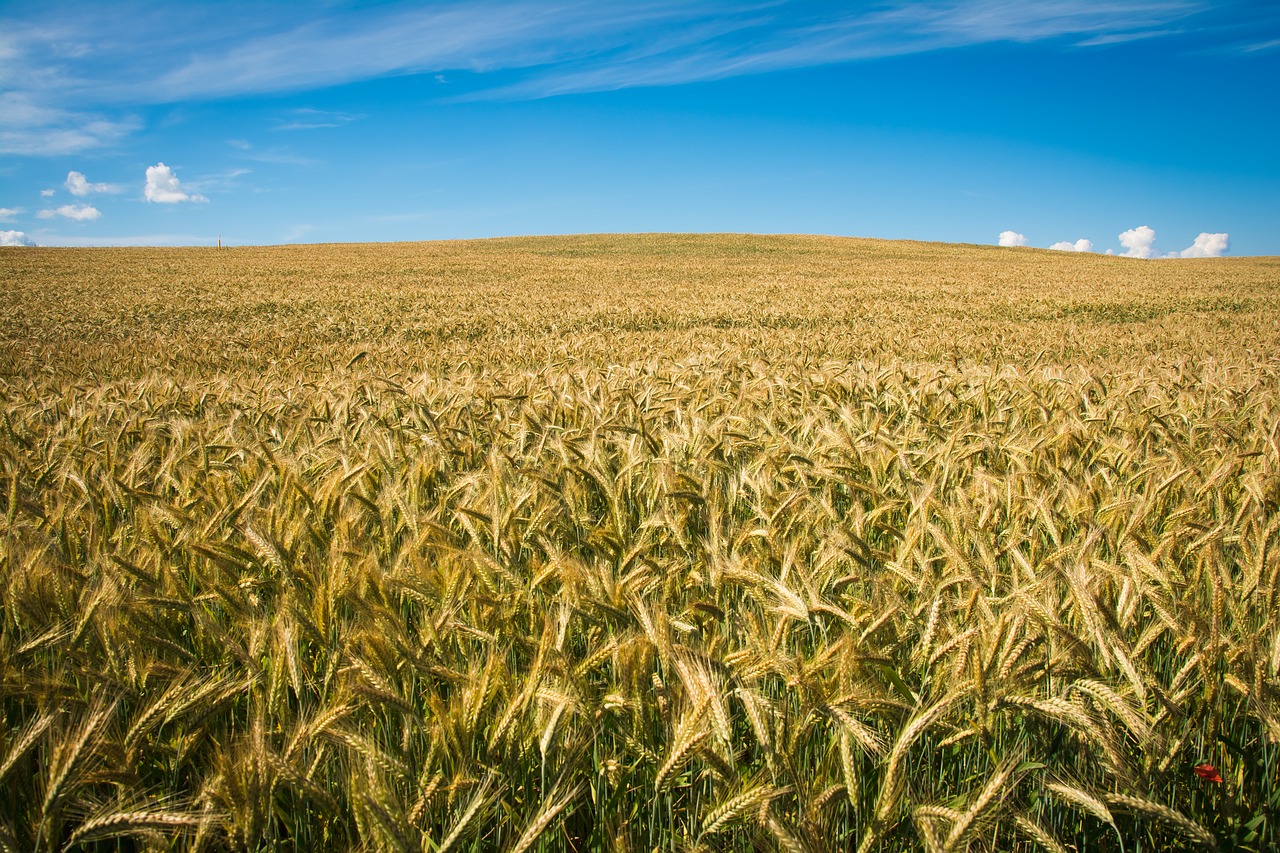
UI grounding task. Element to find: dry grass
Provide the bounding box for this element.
[1,234,1278,851]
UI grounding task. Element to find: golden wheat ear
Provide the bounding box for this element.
[505,779,584,853]
[66,806,203,848]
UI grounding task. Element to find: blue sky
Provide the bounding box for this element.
[1,1,1277,254]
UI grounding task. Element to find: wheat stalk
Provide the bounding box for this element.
[506,782,583,853]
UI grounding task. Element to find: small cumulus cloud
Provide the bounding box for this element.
[1118,225,1158,259]
[1049,239,1093,252]
[1114,226,1229,259]
[1179,232,1229,258]
[144,162,208,203]
[0,207,23,222]
[999,225,1227,258]
[37,203,102,221]
[1,230,37,246]
[66,170,118,196]
[40,188,55,197]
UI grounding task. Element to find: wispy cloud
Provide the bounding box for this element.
[2,0,1251,158]
[271,108,365,131]
[238,150,321,167]
[0,207,23,222]
[282,223,315,242]
[367,211,435,223]
[887,1,1201,45]
[1239,38,1280,53]
[2,1,1219,115]
[222,139,319,166]
[180,167,253,197]
[0,91,137,155]
[1075,29,1181,48]
[124,2,735,103]
[460,1,1215,100]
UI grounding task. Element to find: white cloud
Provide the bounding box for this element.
[1118,225,1157,258]
[144,163,208,203]
[1111,226,1230,259]
[1,230,36,246]
[1179,232,1229,258]
[998,230,1028,247]
[0,207,22,222]
[40,188,55,197]
[66,170,117,196]
[37,203,102,221]
[1049,238,1093,252]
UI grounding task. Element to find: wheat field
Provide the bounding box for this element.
[2,234,1279,851]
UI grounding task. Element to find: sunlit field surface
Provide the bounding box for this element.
[2,234,1279,852]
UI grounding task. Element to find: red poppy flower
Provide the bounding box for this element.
[1193,763,1223,784]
